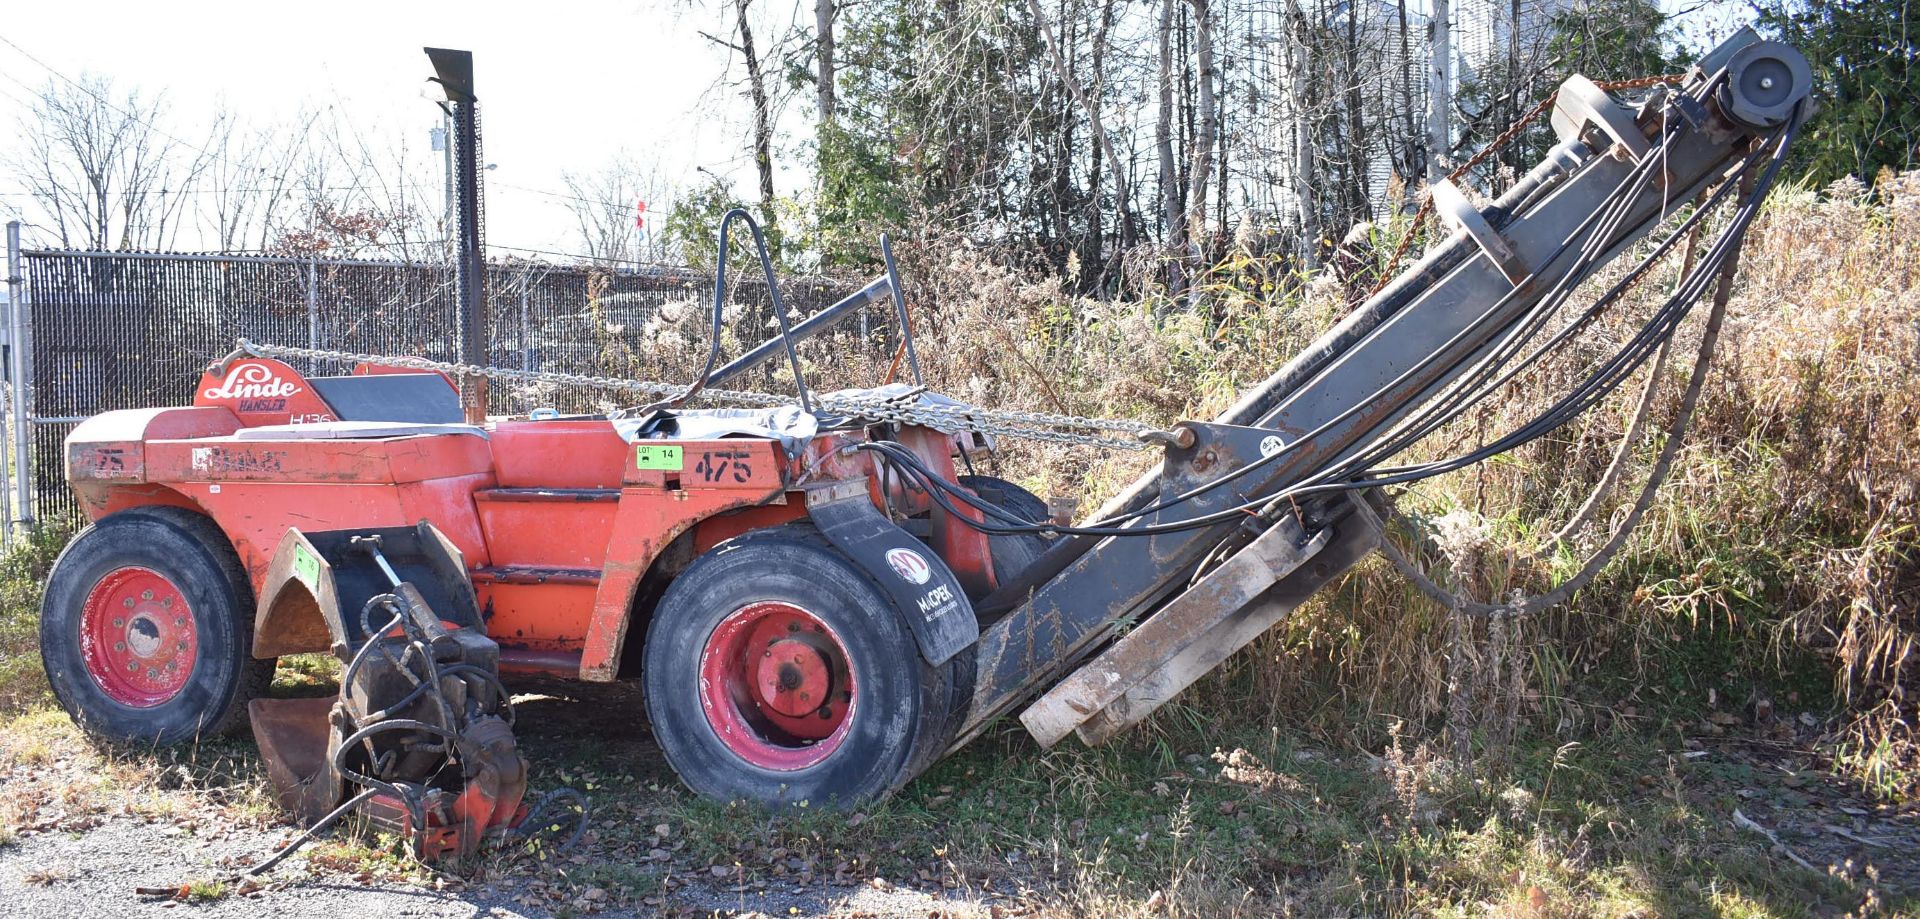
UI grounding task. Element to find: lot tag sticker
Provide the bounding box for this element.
[635,444,685,471]
[291,542,321,590]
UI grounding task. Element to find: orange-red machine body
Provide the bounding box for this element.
[64,357,995,682]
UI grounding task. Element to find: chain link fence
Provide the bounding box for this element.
[7,241,855,523]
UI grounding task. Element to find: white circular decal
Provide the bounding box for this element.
[885,548,933,585]
[1259,435,1287,458]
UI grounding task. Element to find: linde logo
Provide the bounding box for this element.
[885,548,933,585]
[202,363,301,403]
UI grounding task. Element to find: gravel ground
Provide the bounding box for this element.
[0,817,1003,918]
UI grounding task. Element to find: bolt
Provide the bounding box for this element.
[113,618,124,628]
[122,598,134,609]
[162,597,173,608]
[114,641,126,652]
[147,669,157,679]
[141,590,154,601]
[1758,75,1776,90]
[787,622,800,632]
[177,641,188,651]
[174,618,185,627]
[127,662,138,672]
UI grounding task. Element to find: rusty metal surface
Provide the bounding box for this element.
[248,697,343,823]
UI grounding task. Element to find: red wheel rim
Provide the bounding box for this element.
[698,601,856,771]
[78,567,198,708]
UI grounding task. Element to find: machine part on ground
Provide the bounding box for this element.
[41,27,1812,839]
[246,523,528,861]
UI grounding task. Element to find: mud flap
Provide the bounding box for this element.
[806,483,978,666]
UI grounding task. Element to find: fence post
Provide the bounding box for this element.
[5,222,31,530]
[519,282,531,371]
[305,258,320,373]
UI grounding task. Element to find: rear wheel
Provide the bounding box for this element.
[958,475,1053,585]
[642,524,960,806]
[40,506,272,744]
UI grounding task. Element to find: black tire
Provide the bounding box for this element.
[642,524,961,807]
[957,475,1054,586]
[40,506,273,745]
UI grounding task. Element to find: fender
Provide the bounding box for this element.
[804,481,978,666]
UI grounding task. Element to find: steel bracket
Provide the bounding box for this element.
[1551,74,1652,163]
[1432,180,1533,286]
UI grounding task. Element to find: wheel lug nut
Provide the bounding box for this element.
[147,669,158,679]
[174,618,185,627]
[113,618,125,628]
[141,590,154,601]
[177,641,188,651]
[114,641,126,652]
[162,597,173,608]
[127,662,139,672]
[122,598,134,609]
[787,622,800,632]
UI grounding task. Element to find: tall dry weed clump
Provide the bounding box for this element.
[881,172,1919,795]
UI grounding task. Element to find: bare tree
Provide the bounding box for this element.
[195,110,314,252]
[737,0,778,235]
[1183,0,1216,252]
[1155,0,1181,246]
[1027,0,1133,248]
[561,154,670,265]
[816,0,838,124]
[9,75,215,250]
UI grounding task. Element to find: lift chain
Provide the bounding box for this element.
[232,339,1159,451]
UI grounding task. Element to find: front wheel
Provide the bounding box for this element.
[40,506,272,744]
[642,524,961,806]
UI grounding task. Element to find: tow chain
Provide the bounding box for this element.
[234,340,1160,451]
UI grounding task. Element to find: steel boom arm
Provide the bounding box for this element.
[951,28,1813,750]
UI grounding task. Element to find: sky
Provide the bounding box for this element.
[0,0,813,255]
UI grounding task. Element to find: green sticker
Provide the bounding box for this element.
[634,444,684,471]
[291,542,320,589]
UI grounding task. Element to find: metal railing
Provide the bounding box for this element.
[1,223,856,529]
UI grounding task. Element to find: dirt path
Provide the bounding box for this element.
[0,815,1004,918]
